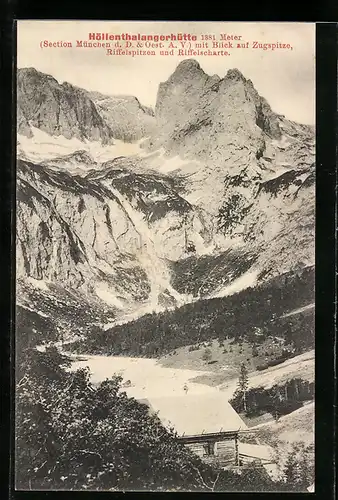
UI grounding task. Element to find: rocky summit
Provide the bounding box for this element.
[16,61,315,329]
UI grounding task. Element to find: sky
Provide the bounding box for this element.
[17,21,315,125]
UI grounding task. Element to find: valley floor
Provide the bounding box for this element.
[67,349,314,453]
[68,353,218,399]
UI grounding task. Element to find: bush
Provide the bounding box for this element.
[256,355,289,371]
[202,348,212,362]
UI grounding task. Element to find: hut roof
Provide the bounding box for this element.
[138,392,247,436]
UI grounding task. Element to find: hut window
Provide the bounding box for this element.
[203,442,215,456]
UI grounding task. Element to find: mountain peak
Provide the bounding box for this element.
[170,59,205,80]
[224,68,247,82]
[176,59,201,70]
[18,67,38,75]
[18,67,59,85]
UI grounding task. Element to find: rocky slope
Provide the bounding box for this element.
[152,62,280,159]
[87,91,155,142]
[16,154,214,316]
[16,61,315,324]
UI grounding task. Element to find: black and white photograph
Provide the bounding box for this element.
[15,21,315,492]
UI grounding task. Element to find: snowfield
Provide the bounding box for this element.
[209,268,259,299]
[18,128,147,166]
[68,354,218,399]
[67,349,314,404]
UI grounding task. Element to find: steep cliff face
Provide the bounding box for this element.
[17,67,156,146]
[17,68,114,143]
[17,155,213,313]
[235,165,315,279]
[17,160,147,305]
[17,101,33,138]
[148,60,313,204]
[144,60,315,279]
[87,156,214,259]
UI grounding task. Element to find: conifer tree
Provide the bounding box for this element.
[237,363,249,412]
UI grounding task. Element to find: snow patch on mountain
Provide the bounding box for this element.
[18,128,148,168]
[95,286,125,309]
[210,269,259,298]
[26,276,50,291]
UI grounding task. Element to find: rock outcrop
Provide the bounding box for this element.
[88,92,155,142]
[151,61,281,161]
[17,68,114,143]
[144,60,315,280]
[17,67,156,144]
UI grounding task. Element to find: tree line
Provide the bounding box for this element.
[230,363,314,420]
[68,266,314,358]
